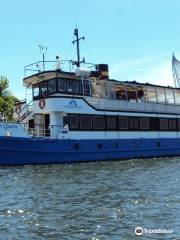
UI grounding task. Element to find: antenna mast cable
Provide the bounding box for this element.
[72,28,85,67]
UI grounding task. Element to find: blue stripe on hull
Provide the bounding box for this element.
[0,136,180,165]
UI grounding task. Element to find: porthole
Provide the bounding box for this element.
[133,142,137,148]
[74,143,80,150]
[113,143,119,149]
[97,143,102,149]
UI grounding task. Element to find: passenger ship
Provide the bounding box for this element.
[1,29,180,165]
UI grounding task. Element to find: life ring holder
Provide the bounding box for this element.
[39,98,46,109]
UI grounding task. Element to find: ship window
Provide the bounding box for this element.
[140,118,150,130]
[137,86,147,102]
[146,87,157,102]
[169,119,177,130]
[33,84,40,97]
[115,85,127,100]
[165,89,175,104]
[40,81,48,95]
[70,115,78,129]
[129,118,139,130]
[79,115,92,130]
[178,119,180,130]
[160,119,168,130]
[48,79,57,94]
[67,80,79,93]
[174,89,180,104]
[156,87,166,103]
[58,78,66,92]
[63,116,69,125]
[106,116,117,130]
[150,117,158,131]
[126,86,137,101]
[119,117,129,129]
[80,80,91,96]
[93,116,105,130]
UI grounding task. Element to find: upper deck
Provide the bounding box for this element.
[21,43,180,118]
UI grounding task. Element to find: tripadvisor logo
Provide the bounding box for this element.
[135,227,143,236]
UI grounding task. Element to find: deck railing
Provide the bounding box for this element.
[24,60,95,78]
[25,124,68,138]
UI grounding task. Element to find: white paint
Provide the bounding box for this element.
[0,122,30,138]
[49,112,64,139]
[58,131,177,140]
[33,97,180,118]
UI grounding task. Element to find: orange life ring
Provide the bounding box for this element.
[39,99,45,109]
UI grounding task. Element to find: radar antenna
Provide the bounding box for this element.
[172,53,180,87]
[72,28,85,67]
[39,45,47,71]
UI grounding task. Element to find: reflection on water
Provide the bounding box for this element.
[0,157,180,239]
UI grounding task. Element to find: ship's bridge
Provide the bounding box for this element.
[23,59,110,100]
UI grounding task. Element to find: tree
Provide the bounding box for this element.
[0,76,17,121]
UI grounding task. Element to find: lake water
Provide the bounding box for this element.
[0,157,180,239]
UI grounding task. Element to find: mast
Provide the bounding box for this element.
[72,28,85,67]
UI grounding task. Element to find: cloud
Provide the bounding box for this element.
[110,54,175,87]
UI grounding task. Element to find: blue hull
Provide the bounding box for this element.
[0,136,180,165]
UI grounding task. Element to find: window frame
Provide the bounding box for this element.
[33,83,40,98]
[48,78,57,94]
[79,115,92,130]
[119,116,129,130]
[159,118,169,131]
[69,115,79,130]
[93,115,106,130]
[106,116,118,130]
[39,81,48,96]
[140,118,150,130]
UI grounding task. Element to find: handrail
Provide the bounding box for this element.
[13,100,33,122]
[0,112,9,122]
[25,124,68,137]
[24,60,96,78]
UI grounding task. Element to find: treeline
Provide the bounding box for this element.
[0,76,18,120]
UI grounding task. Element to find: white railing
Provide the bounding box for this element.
[0,113,9,122]
[25,124,69,138]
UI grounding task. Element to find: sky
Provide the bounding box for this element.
[1,0,180,99]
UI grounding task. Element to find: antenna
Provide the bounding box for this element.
[39,45,47,71]
[72,28,85,67]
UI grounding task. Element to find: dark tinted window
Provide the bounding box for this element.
[150,118,158,131]
[160,119,168,130]
[79,116,92,130]
[106,116,117,130]
[70,115,78,129]
[93,116,105,130]
[40,81,47,95]
[33,84,39,97]
[169,119,176,130]
[67,80,79,93]
[58,78,66,92]
[119,117,129,129]
[129,118,139,129]
[63,116,69,125]
[48,79,57,94]
[178,119,180,131]
[140,118,150,130]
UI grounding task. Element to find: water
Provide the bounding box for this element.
[0,157,180,239]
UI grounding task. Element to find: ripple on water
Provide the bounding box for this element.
[0,157,180,239]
